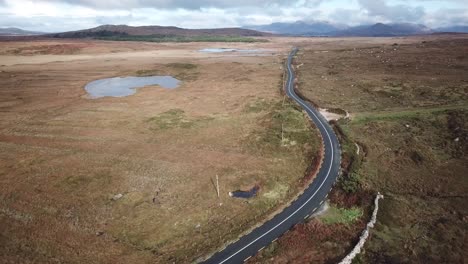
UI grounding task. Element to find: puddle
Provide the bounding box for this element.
[229,185,260,199]
[85,76,180,99]
[199,48,263,53]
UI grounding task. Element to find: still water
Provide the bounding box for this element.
[199,48,262,53]
[85,76,180,98]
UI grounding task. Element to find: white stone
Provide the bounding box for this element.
[112,193,123,201]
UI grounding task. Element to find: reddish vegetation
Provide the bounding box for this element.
[250,188,373,264]
[249,56,373,264]
[250,213,368,264]
[0,37,315,263]
[329,188,373,209]
[300,149,324,187]
[0,36,44,42]
[293,35,468,263]
[1,43,90,55]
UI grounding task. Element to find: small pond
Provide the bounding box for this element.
[85,76,180,99]
[229,185,260,199]
[199,48,263,53]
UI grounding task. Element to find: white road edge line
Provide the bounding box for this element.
[217,48,337,264]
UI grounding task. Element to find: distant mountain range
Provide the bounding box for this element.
[51,24,270,38]
[435,25,468,33]
[331,23,432,37]
[244,21,468,36]
[2,23,468,39]
[246,21,347,35]
[0,27,45,36]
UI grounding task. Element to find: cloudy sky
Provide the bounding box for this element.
[0,0,467,32]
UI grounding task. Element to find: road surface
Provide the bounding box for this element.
[202,48,342,264]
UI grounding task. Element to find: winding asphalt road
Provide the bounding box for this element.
[202,48,342,264]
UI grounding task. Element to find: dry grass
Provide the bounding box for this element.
[0,39,321,263]
[268,34,468,263]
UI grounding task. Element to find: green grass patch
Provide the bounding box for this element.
[341,172,362,193]
[136,63,199,81]
[135,69,163,76]
[319,205,363,225]
[243,98,274,113]
[146,109,213,130]
[60,170,113,191]
[335,119,363,193]
[249,100,315,153]
[147,109,191,129]
[166,63,197,70]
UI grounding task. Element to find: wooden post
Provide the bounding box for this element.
[216,174,220,198]
[281,123,284,145]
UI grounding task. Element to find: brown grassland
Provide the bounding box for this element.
[251,35,468,263]
[1,35,467,264]
[0,38,324,263]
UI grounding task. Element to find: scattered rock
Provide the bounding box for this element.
[96,231,104,236]
[112,193,123,201]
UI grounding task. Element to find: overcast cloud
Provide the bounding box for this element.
[0,0,466,32]
[27,0,325,9]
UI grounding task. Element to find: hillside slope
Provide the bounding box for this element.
[0,27,45,36]
[51,24,270,38]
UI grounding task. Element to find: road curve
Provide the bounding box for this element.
[202,48,342,264]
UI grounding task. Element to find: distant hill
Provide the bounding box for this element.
[244,20,346,35]
[331,23,433,37]
[5,23,467,39]
[0,27,45,36]
[435,25,468,33]
[245,22,449,37]
[51,24,270,38]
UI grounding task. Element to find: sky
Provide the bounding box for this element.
[0,0,467,32]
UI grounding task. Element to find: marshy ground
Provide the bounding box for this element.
[1,35,466,263]
[251,35,468,263]
[0,38,320,263]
